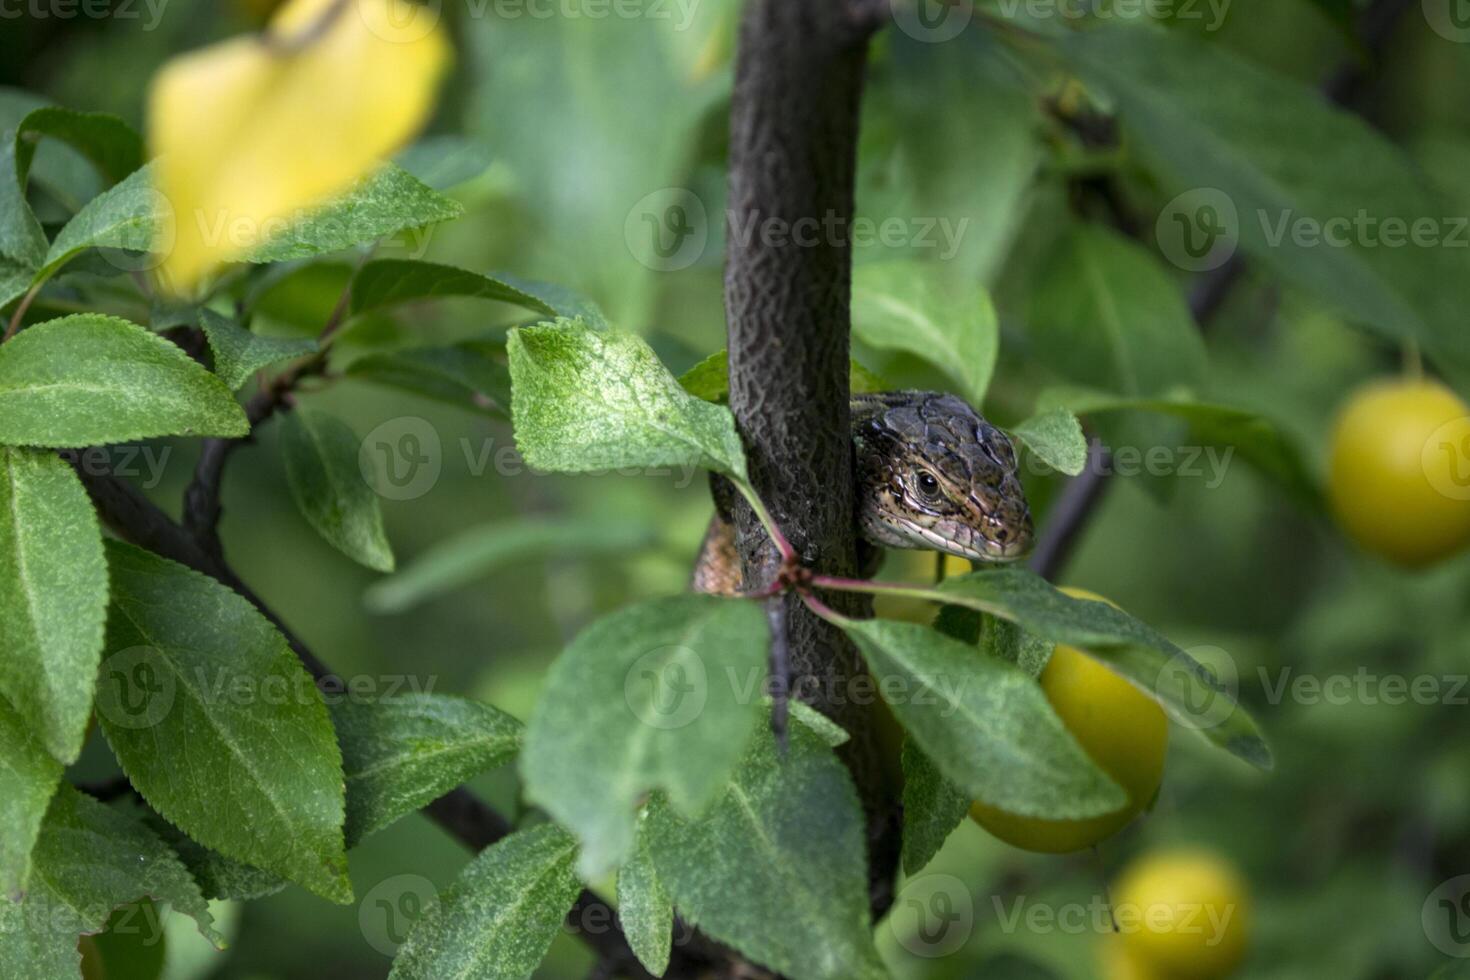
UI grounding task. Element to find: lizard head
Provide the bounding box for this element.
[852,391,1034,563]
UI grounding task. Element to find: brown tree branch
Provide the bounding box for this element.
[722,0,899,917]
[182,260,355,554]
[68,457,705,978]
[1027,257,1244,581]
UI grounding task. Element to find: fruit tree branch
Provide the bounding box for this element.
[721,0,899,915]
[66,456,705,979]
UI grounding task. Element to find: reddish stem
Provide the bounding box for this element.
[808,574,911,594]
[2,281,42,343]
[798,588,850,626]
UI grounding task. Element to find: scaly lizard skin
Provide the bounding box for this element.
[693,391,1034,594]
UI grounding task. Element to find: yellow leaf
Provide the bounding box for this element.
[148,0,450,295]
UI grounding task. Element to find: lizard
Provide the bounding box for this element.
[693,390,1035,594]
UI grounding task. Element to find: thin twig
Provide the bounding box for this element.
[69,450,337,680]
[1026,440,1113,582]
[809,574,921,594]
[182,256,361,553]
[797,589,850,626]
[69,457,699,975]
[2,280,42,343]
[182,356,328,554]
[1026,0,1407,582]
[734,479,798,565]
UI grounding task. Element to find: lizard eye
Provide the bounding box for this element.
[915,470,941,499]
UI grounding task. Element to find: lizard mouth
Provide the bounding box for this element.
[951,535,1032,564]
[884,516,1033,564]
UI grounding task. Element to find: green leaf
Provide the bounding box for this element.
[788,700,850,747]
[464,13,718,328]
[858,33,1042,283]
[1,257,33,310]
[1037,386,1321,505]
[849,359,890,396]
[394,135,494,192]
[933,568,1272,769]
[0,693,62,898]
[981,616,1052,679]
[851,259,998,404]
[334,694,522,845]
[345,341,510,415]
[0,785,221,979]
[678,349,888,404]
[0,447,107,764]
[0,314,248,447]
[13,107,143,187]
[198,308,317,391]
[840,618,1125,818]
[34,162,159,283]
[365,516,657,614]
[350,259,599,323]
[645,715,887,980]
[148,819,287,903]
[96,542,352,904]
[932,598,982,647]
[1009,407,1087,476]
[280,408,395,572]
[388,823,582,980]
[246,164,463,265]
[521,594,768,878]
[502,277,608,331]
[0,92,104,214]
[1028,224,1206,397]
[0,128,46,273]
[900,737,969,876]
[1055,26,1470,376]
[0,90,49,131]
[509,319,749,482]
[618,817,673,976]
[677,351,733,403]
[149,296,201,332]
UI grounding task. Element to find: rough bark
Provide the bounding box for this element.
[722,0,898,913]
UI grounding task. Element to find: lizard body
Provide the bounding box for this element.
[694,391,1034,594]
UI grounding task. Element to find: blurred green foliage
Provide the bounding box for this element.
[10,0,1470,976]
